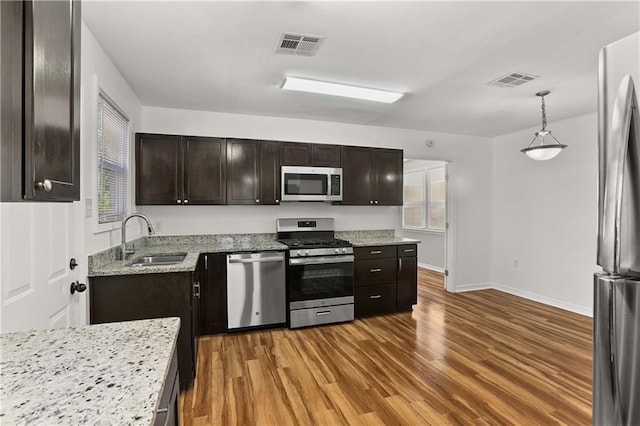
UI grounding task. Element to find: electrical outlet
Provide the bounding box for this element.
[85,198,92,218]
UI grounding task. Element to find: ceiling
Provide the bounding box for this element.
[82,1,640,138]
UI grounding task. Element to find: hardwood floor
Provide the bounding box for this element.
[180,268,592,425]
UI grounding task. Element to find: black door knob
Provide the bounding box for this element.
[70,281,87,295]
[69,258,78,270]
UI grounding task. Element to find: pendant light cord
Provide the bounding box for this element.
[540,95,547,131]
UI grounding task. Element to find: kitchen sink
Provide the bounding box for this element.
[126,253,187,267]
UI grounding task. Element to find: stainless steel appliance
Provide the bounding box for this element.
[594,31,640,426]
[281,166,343,202]
[226,252,286,331]
[277,218,354,328]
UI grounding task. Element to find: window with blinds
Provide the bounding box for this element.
[97,94,129,224]
[402,166,446,231]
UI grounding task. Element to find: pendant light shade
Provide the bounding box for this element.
[521,91,567,160]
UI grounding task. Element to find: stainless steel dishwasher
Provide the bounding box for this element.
[226,252,286,330]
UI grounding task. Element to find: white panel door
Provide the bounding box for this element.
[0,202,82,333]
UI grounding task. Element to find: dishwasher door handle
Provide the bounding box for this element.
[228,256,284,264]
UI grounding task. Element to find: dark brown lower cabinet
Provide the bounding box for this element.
[354,244,418,317]
[155,344,179,426]
[89,269,200,389]
[199,253,227,335]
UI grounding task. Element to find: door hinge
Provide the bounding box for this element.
[445,222,449,229]
[444,269,449,276]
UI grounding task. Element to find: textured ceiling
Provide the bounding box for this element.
[82,1,640,137]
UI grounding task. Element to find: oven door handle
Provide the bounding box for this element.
[289,255,354,265]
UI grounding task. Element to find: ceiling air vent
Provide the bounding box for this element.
[487,72,539,88]
[275,33,323,56]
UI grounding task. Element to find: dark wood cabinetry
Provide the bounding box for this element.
[89,270,201,389]
[199,253,227,335]
[340,146,403,206]
[354,244,418,317]
[396,245,418,310]
[155,335,180,426]
[135,134,226,205]
[226,139,260,205]
[260,141,281,205]
[281,142,341,167]
[1,0,81,201]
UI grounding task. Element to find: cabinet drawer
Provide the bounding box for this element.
[354,245,397,260]
[398,244,417,257]
[354,258,397,286]
[355,284,396,317]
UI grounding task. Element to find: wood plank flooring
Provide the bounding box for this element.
[180,268,592,425]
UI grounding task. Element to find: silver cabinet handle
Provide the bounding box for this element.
[157,408,168,414]
[184,199,189,204]
[369,295,382,299]
[403,248,414,253]
[369,200,374,204]
[370,268,382,273]
[275,199,279,203]
[399,258,402,270]
[256,199,260,203]
[204,255,208,270]
[370,250,382,254]
[36,179,53,192]
[316,311,332,316]
[193,281,200,298]
[374,200,378,204]
[177,200,182,204]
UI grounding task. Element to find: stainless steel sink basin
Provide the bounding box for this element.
[126,253,187,267]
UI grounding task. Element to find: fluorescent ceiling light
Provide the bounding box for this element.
[281,77,403,103]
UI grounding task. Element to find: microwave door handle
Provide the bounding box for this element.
[599,75,639,274]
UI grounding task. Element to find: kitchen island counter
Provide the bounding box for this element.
[0,317,180,425]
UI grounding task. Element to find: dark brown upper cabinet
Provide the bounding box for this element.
[1,0,81,201]
[135,134,226,205]
[281,142,341,167]
[340,146,403,206]
[260,140,281,205]
[226,139,260,205]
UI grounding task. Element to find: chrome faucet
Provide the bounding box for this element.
[121,213,155,260]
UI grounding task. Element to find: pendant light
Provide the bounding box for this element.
[521,91,567,160]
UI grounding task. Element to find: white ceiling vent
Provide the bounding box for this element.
[487,72,539,88]
[275,33,323,56]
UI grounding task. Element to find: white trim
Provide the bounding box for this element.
[444,162,456,292]
[402,228,445,236]
[493,282,592,317]
[454,282,495,292]
[418,262,444,273]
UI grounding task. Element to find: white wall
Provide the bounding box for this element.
[81,22,143,257]
[140,106,494,289]
[491,113,598,316]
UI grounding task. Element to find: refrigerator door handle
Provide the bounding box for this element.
[598,75,640,274]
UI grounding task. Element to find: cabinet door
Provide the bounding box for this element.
[200,253,227,335]
[226,139,259,205]
[260,140,281,205]
[136,134,182,205]
[311,144,341,167]
[23,0,80,201]
[397,255,417,310]
[281,142,311,166]
[373,148,403,205]
[340,146,373,205]
[184,136,226,205]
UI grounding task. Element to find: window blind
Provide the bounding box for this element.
[97,94,129,224]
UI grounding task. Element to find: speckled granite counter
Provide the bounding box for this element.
[0,317,180,425]
[88,231,418,277]
[336,230,420,247]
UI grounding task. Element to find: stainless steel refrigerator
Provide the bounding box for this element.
[594,31,640,426]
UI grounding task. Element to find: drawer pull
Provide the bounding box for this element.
[403,249,415,253]
[157,408,168,414]
[316,310,332,316]
[369,294,382,299]
[370,250,382,254]
[370,268,382,273]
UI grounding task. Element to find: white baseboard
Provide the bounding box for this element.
[454,282,495,292]
[493,283,592,317]
[418,262,444,273]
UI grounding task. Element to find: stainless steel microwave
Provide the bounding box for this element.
[281,166,343,202]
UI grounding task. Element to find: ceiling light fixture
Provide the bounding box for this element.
[281,77,404,103]
[521,91,567,161]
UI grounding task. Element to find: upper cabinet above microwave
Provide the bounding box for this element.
[281,142,341,168]
[0,0,81,201]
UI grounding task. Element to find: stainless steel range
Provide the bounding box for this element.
[277,218,354,329]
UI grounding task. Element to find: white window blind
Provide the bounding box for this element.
[97,94,129,224]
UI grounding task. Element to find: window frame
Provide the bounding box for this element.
[94,89,131,233]
[402,165,446,234]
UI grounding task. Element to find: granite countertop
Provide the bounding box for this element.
[88,231,420,277]
[0,317,180,425]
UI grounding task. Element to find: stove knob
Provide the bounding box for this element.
[297,250,304,256]
[305,250,309,256]
[334,248,339,253]
[342,248,347,253]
